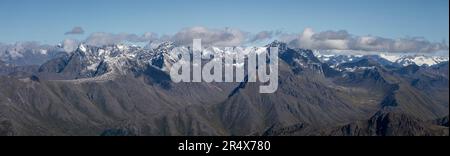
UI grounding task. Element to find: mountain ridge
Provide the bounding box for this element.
[0,41,448,136]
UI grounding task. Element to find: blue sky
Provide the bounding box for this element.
[0,0,448,45]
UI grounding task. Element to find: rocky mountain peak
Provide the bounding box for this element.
[266,40,288,51]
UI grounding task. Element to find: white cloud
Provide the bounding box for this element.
[62,39,80,52]
[282,28,449,53]
[171,26,247,47]
[5,26,444,55]
[248,30,280,43]
[85,32,158,46]
[65,26,85,35]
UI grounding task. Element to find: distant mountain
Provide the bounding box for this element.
[316,52,449,68]
[0,42,66,66]
[0,59,39,78]
[315,54,365,67]
[393,55,449,66]
[0,41,448,136]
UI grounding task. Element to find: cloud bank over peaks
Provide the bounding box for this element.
[8,26,443,54]
[170,26,247,47]
[282,28,448,54]
[85,32,158,46]
[248,30,282,43]
[74,26,277,48]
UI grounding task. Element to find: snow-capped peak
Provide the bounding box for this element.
[266,40,288,51]
[156,41,175,50]
[379,53,401,63]
[394,55,449,66]
[116,44,127,51]
[78,43,87,53]
[315,50,449,67]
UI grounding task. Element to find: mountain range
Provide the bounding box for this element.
[0,41,448,136]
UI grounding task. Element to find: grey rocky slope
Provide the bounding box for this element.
[263,110,448,136]
[0,41,448,136]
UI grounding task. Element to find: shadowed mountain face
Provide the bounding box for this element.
[0,41,448,136]
[263,111,448,136]
[433,115,449,127]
